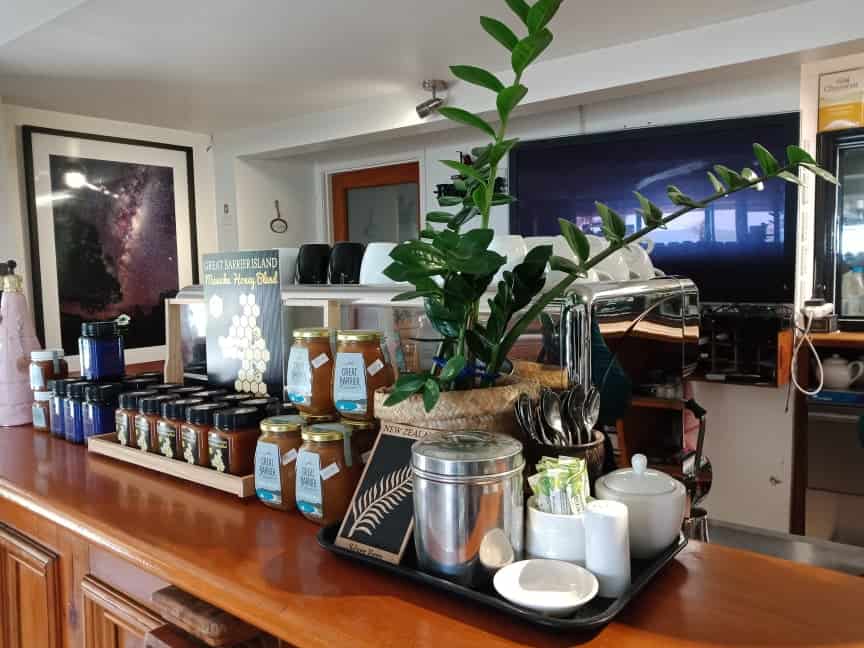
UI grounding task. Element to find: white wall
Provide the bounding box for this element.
[1,104,217,332]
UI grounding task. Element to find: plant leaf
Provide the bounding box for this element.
[666,185,701,207]
[527,0,562,33]
[505,0,530,24]
[801,162,840,185]
[437,107,496,138]
[707,171,726,194]
[595,201,626,244]
[423,379,440,412]
[389,241,447,269]
[491,193,516,206]
[438,195,462,207]
[392,290,440,301]
[471,184,487,209]
[497,83,528,122]
[440,159,485,182]
[634,191,664,227]
[777,170,803,186]
[480,16,518,51]
[512,29,553,75]
[786,145,816,166]
[740,168,764,191]
[439,355,467,381]
[450,65,504,93]
[713,164,747,189]
[558,218,589,262]
[549,255,582,274]
[426,211,454,224]
[753,143,780,175]
[489,138,520,166]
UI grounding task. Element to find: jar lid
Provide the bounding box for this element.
[339,417,378,431]
[299,413,337,423]
[187,403,227,425]
[596,454,678,496]
[85,383,124,404]
[67,381,93,399]
[81,320,121,338]
[337,329,382,342]
[261,415,304,434]
[214,406,262,430]
[215,393,253,405]
[302,422,350,442]
[121,377,159,391]
[31,349,64,361]
[293,327,332,339]
[118,390,158,410]
[193,388,228,400]
[51,377,84,397]
[132,371,164,381]
[140,394,178,415]
[171,386,205,397]
[149,383,184,393]
[34,391,52,401]
[162,398,206,420]
[411,430,523,478]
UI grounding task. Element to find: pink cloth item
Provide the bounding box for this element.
[0,289,41,426]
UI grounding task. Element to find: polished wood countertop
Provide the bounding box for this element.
[1,425,863,647]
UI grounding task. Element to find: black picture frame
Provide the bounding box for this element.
[21,125,199,347]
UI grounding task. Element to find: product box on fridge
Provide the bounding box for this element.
[202,250,284,397]
[819,69,864,132]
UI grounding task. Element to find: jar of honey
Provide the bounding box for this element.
[340,417,380,464]
[135,394,178,453]
[179,403,227,466]
[157,398,205,459]
[286,328,335,417]
[29,349,67,393]
[208,407,264,475]
[254,415,304,511]
[115,390,156,447]
[333,330,394,421]
[296,422,362,525]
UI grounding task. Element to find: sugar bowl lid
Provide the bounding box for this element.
[411,430,523,478]
[597,454,679,496]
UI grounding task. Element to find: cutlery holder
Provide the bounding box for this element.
[524,429,606,494]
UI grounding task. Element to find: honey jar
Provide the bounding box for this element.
[254,415,304,511]
[333,330,394,421]
[286,328,335,417]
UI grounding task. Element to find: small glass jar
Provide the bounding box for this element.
[286,328,335,417]
[244,396,281,418]
[333,330,394,421]
[296,422,362,526]
[208,407,264,475]
[179,403,227,466]
[29,349,68,393]
[341,417,380,464]
[32,391,51,431]
[215,393,254,407]
[79,321,125,381]
[157,398,205,459]
[48,378,79,439]
[135,394,178,453]
[115,390,157,447]
[192,388,229,401]
[83,384,123,440]
[254,415,304,511]
[148,383,184,394]
[64,381,92,444]
[121,377,159,391]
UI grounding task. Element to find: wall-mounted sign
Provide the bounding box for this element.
[819,69,864,132]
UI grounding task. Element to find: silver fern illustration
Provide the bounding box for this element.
[347,465,413,538]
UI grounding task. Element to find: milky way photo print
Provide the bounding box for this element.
[24,127,198,364]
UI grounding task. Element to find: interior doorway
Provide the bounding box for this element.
[330,161,420,243]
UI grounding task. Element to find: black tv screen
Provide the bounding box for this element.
[509,113,799,303]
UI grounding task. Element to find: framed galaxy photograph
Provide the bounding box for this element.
[22,126,197,364]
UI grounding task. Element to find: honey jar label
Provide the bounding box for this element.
[296,450,323,518]
[208,433,230,472]
[334,352,367,415]
[367,359,384,376]
[180,428,199,464]
[116,413,129,446]
[255,441,283,505]
[135,416,150,452]
[311,353,330,369]
[282,448,298,465]
[286,346,312,405]
[32,404,47,428]
[157,421,178,459]
[29,364,46,390]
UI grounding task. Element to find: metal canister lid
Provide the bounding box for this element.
[411,430,523,478]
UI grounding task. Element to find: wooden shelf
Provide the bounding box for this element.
[630,396,685,410]
[810,331,864,348]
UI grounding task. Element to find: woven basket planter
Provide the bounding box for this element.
[374,375,541,438]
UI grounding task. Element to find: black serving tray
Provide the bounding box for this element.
[318,523,687,631]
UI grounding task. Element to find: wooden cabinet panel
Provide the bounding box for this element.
[82,576,166,648]
[0,525,62,648]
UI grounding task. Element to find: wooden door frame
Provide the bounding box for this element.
[324,159,426,243]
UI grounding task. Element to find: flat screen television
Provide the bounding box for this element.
[509,113,800,303]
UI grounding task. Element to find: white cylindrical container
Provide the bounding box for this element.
[526,496,586,565]
[584,499,631,598]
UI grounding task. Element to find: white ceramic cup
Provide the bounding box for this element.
[489,235,528,285]
[276,247,299,286]
[360,242,405,286]
[619,241,656,280]
[525,497,586,566]
[586,234,630,282]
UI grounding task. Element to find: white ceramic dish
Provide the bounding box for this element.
[525,496,586,565]
[493,559,599,617]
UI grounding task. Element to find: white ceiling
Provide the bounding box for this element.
[0,0,808,134]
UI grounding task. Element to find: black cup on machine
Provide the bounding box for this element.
[296,244,331,284]
[329,242,365,284]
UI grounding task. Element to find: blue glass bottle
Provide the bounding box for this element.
[83,383,124,439]
[79,320,125,381]
[64,381,91,444]
[50,378,81,439]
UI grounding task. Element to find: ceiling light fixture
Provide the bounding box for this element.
[416,80,448,118]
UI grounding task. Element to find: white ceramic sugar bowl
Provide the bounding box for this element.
[594,454,686,559]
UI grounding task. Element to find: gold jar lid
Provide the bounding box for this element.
[2,273,22,293]
[302,422,350,442]
[300,412,338,424]
[337,329,382,342]
[260,415,304,434]
[339,417,378,431]
[293,327,332,340]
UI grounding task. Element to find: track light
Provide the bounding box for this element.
[416,80,448,118]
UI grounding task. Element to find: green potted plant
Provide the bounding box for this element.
[375,0,837,432]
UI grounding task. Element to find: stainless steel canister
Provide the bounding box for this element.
[411,430,524,587]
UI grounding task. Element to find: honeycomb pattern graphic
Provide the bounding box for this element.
[217,292,270,395]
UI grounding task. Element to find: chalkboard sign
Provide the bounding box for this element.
[335,421,432,563]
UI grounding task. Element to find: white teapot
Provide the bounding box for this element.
[822,354,864,390]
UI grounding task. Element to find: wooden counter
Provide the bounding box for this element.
[1,426,864,647]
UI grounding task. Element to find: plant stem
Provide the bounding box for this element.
[493,167,794,373]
